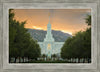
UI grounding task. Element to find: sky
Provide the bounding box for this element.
[13,9,91,35]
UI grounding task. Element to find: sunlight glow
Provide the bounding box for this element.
[33,26,43,30]
[33,26,72,35]
[61,30,72,35]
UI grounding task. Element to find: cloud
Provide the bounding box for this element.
[14,9,91,34]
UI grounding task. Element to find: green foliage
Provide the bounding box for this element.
[41,54,46,58]
[9,9,41,62]
[61,28,91,59]
[61,15,91,59]
[85,15,91,26]
[52,54,57,58]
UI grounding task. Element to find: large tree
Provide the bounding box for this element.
[61,15,91,62]
[9,9,41,63]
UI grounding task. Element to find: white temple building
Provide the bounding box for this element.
[38,21,64,58]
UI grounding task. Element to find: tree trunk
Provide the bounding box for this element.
[35,58,37,61]
[14,57,17,63]
[22,57,24,63]
[88,58,90,63]
[28,57,29,62]
[74,58,76,63]
[83,58,85,63]
[19,57,20,63]
[20,57,22,63]
[78,58,80,63]
[9,57,11,63]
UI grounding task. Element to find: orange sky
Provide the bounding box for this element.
[13,9,91,35]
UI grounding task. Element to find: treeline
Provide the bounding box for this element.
[40,54,60,61]
[61,15,91,62]
[9,9,41,63]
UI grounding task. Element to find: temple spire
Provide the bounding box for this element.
[49,11,51,24]
[43,10,54,42]
[48,9,53,24]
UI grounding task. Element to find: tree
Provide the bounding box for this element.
[9,9,18,62]
[85,15,91,26]
[9,9,41,63]
[52,54,57,60]
[61,15,91,63]
[41,54,46,60]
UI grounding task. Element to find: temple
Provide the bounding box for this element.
[38,11,64,59]
[38,21,64,59]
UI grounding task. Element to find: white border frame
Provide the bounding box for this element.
[3,3,97,69]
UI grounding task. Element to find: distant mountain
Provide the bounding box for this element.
[27,28,72,42]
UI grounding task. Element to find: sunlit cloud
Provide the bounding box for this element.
[33,26,43,30]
